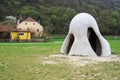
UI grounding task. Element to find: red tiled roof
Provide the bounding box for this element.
[0,26,15,32]
[24,17,36,22]
[12,29,30,32]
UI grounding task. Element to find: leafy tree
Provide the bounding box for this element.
[19,6,40,20]
[0,0,120,35]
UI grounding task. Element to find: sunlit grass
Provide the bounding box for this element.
[106,36,120,54]
[0,36,120,80]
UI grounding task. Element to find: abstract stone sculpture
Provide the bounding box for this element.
[61,13,111,57]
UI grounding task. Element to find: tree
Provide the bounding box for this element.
[0,0,120,35]
[19,6,41,20]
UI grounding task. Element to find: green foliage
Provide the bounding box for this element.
[0,0,120,35]
[19,6,40,20]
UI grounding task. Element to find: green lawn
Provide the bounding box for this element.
[0,36,120,80]
[106,36,120,54]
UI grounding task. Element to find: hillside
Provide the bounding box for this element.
[0,0,120,35]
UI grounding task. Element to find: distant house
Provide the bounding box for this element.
[5,15,17,23]
[17,17,43,37]
[11,30,31,41]
[0,26,14,41]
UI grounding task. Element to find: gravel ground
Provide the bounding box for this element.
[41,54,120,66]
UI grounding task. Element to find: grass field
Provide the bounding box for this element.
[0,36,120,80]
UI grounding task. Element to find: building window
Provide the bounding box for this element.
[27,28,30,30]
[37,29,39,32]
[19,33,24,36]
[33,23,35,25]
[19,28,21,30]
[25,22,27,25]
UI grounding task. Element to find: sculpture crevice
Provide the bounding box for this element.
[66,34,74,55]
[88,27,102,56]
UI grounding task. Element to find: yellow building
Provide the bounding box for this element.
[11,30,31,41]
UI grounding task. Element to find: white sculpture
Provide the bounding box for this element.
[61,13,111,57]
